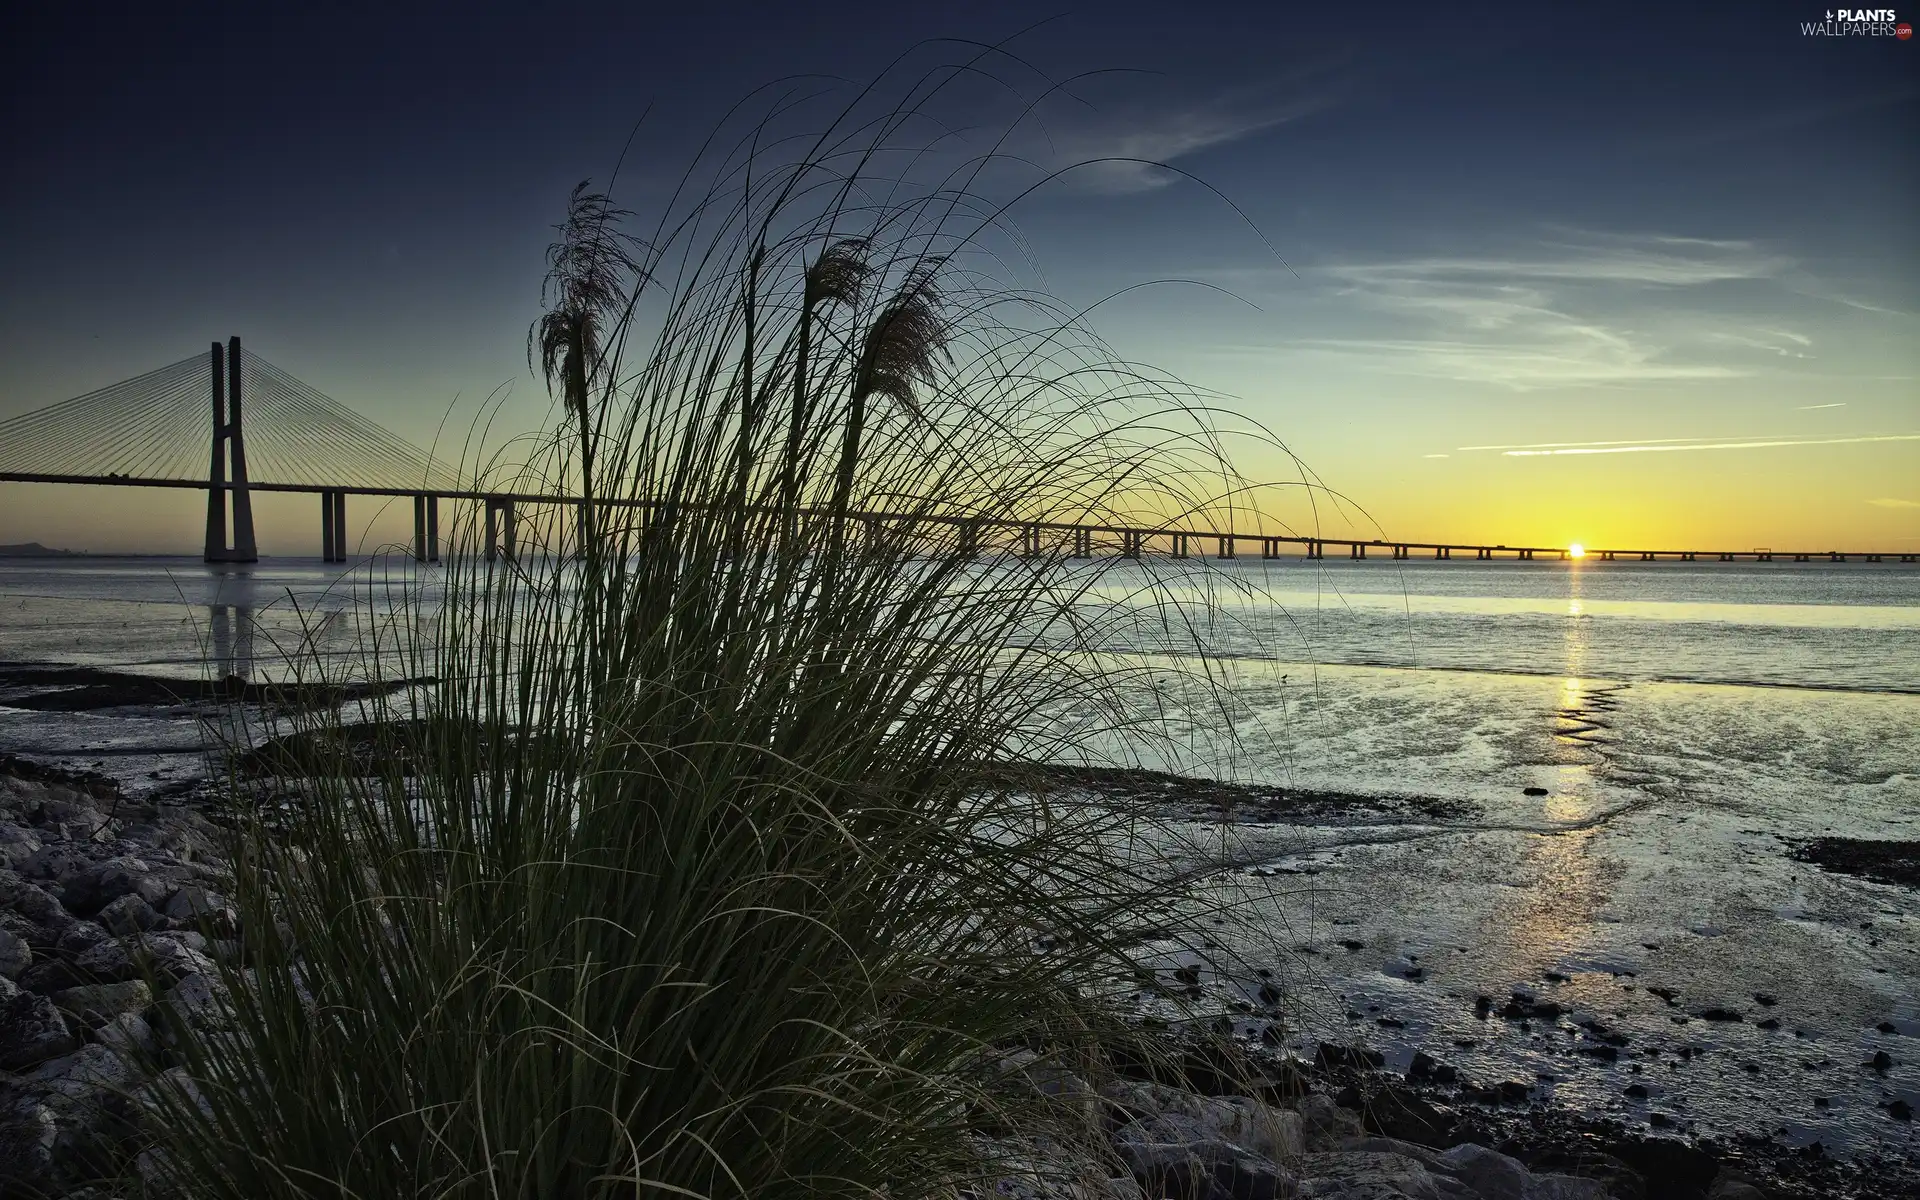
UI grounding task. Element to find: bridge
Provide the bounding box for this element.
[0,339,1913,566]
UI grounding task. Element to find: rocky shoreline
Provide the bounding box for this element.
[3,749,1917,1198]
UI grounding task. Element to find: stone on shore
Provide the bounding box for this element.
[0,974,80,1069]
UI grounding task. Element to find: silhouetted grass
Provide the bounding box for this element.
[137,45,1302,1200]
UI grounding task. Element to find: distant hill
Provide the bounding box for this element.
[0,542,80,557]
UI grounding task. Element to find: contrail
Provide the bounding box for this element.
[1500,433,1920,457]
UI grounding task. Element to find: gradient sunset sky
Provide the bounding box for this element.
[2,1,1915,555]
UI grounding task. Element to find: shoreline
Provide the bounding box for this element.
[0,658,1916,1195]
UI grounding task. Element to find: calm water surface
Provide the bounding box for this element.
[1,555,1915,1162]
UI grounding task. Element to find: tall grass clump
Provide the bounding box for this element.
[137,47,1300,1200]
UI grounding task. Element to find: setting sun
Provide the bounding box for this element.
[1568,543,1586,558]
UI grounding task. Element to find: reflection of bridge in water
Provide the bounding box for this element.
[2,338,1914,566]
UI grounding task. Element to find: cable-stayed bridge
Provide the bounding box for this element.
[0,339,1912,565]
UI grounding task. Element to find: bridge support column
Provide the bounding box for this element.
[1172,533,1189,559]
[321,492,335,562]
[485,499,517,562]
[203,338,258,563]
[1216,536,1234,560]
[413,494,440,563]
[1071,528,1091,559]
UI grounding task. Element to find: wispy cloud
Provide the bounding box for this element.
[1029,75,1337,194]
[1868,497,1920,509]
[1488,433,1920,457]
[1305,231,1794,389]
[1796,402,1846,410]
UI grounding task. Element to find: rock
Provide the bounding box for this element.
[1707,1175,1769,1200]
[0,870,75,932]
[1497,991,1562,1021]
[997,1050,1101,1130]
[1519,1151,1646,1200]
[1461,1079,1532,1107]
[58,919,110,953]
[1693,1008,1743,1023]
[163,884,235,932]
[63,856,170,916]
[0,822,43,869]
[1434,1143,1531,1200]
[97,892,163,935]
[1294,1150,1443,1199]
[1316,1041,1385,1071]
[1408,1052,1457,1085]
[0,928,28,978]
[1297,1093,1364,1151]
[1102,1080,1303,1162]
[95,1010,156,1059]
[1605,1137,1719,1193]
[1868,1050,1893,1073]
[72,930,215,986]
[0,1098,59,1192]
[1358,1085,1454,1148]
[1523,787,1548,797]
[974,1133,1139,1200]
[1112,1123,1295,1200]
[1525,1177,1610,1200]
[0,984,80,1069]
[18,955,88,993]
[53,979,152,1028]
[1887,1098,1913,1121]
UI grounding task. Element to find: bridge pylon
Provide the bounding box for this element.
[204,337,257,563]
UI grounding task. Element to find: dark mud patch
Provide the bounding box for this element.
[1789,838,1920,889]
[1018,763,1477,824]
[0,662,430,716]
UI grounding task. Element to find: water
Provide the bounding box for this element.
[0,554,1916,1163]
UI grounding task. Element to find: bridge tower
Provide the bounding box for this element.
[204,337,258,563]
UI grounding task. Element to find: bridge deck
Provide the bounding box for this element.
[3,471,1912,563]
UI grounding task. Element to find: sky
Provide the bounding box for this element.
[1,0,1915,555]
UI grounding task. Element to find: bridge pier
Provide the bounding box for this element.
[203,338,258,563]
[1216,536,1235,560]
[1261,538,1280,559]
[1120,530,1142,559]
[413,494,439,563]
[1071,528,1092,559]
[485,499,518,562]
[1022,525,1042,558]
[1349,543,1365,559]
[319,490,348,562]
